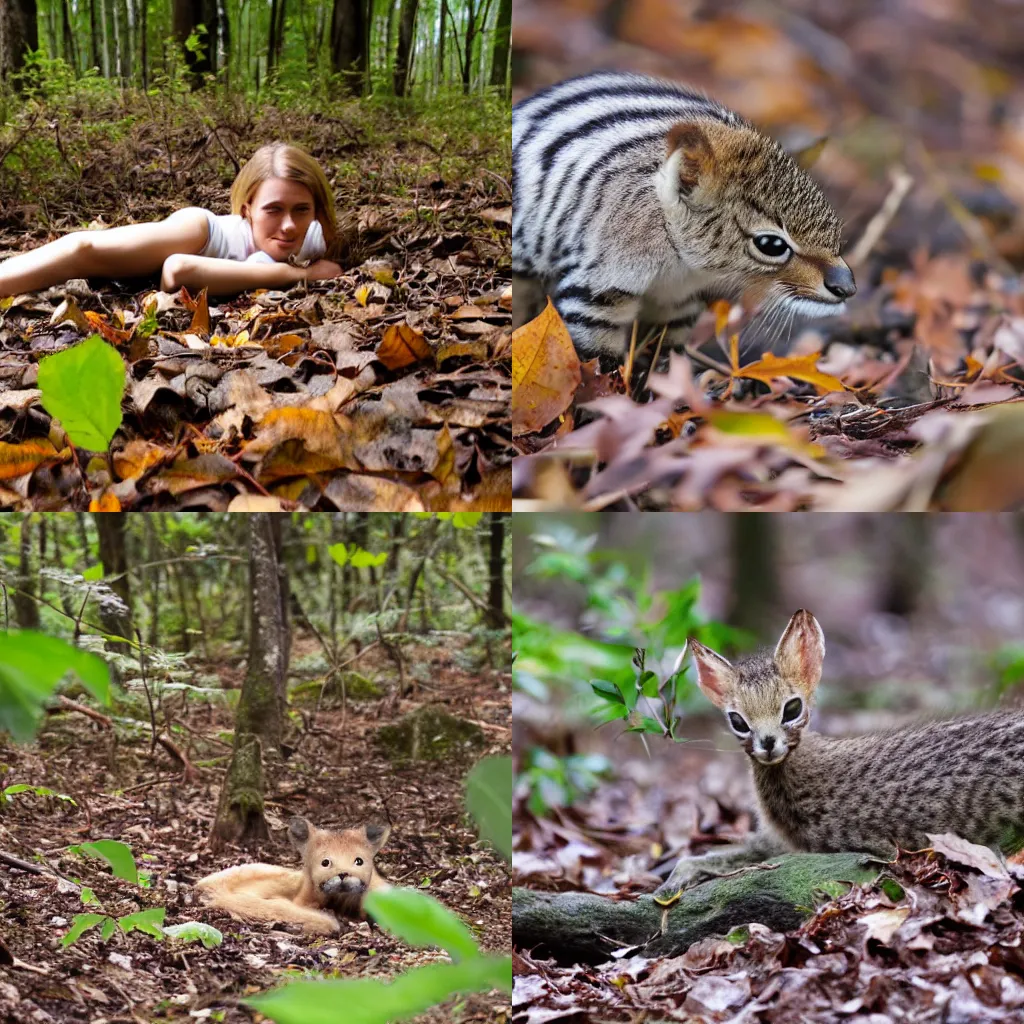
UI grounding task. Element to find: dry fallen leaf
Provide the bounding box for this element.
[512,299,581,436]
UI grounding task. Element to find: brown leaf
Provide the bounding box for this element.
[512,299,580,436]
[377,324,433,370]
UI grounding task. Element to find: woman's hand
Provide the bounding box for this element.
[298,259,343,282]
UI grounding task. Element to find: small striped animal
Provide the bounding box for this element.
[513,71,856,360]
[656,610,1024,897]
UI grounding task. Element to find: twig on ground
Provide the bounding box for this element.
[847,166,914,269]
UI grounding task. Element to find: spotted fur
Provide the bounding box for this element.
[691,610,1024,858]
[513,71,854,359]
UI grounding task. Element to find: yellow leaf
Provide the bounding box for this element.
[511,299,580,437]
[377,324,432,370]
[371,268,397,287]
[89,491,122,511]
[735,351,846,394]
[355,285,371,307]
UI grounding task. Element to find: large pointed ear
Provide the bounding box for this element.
[363,824,391,854]
[288,817,314,850]
[774,610,825,694]
[666,122,718,198]
[687,638,737,709]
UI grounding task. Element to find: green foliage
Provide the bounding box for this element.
[514,523,751,816]
[1,784,76,807]
[992,645,1024,697]
[519,749,612,817]
[465,756,511,860]
[0,631,111,742]
[62,907,166,948]
[67,840,138,884]
[327,544,389,569]
[366,888,478,961]
[247,957,512,1024]
[37,335,125,452]
[163,922,223,948]
[246,753,511,1022]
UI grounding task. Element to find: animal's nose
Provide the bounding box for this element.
[823,263,857,299]
[763,735,776,753]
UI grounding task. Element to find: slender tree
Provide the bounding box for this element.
[392,0,418,96]
[330,0,367,94]
[489,0,509,92]
[0,0,38,83]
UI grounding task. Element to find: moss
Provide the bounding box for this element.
[290,672,383,705]
[375,705,486,762]
[513,852,883,963]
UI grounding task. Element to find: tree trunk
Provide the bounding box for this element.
[13,513,40,630]
[0,0,38,84]
[209,514,288,850]
[485,512,506,628]
[392,0,418,96]
[93,512,133,661]
[727,514,780,641]
[234,513,288,755]
[329,0,366,95]
[489,0,509,92]
[513,853,881,964]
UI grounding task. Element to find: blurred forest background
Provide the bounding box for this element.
[511,0,1024,510]
[512,513,1024,1020]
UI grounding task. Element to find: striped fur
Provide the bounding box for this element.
[513,71,853,359]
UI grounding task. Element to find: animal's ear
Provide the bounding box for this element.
[774,610,825,694]
[666,122,718,199]
[363,824,391,854]
[687,638,737,709]
[288,817,313,849]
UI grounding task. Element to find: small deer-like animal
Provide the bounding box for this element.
[196,818,391,934]
[657,610,1024,898]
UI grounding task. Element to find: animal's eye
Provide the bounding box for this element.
[354,857,364,866]
[753,234,790,259]
[321,858,331,868]
[782,698,803,723]
[728,712,750,734]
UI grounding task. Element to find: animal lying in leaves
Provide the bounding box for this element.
[195,818,392,935]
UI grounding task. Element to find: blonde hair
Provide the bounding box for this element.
[230,143,338,254]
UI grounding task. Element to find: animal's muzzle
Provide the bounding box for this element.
[321,874,366,896]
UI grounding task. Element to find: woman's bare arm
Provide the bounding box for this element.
[160,254,342,295]
[160,253,302,293]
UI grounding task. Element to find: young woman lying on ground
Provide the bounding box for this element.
[0,143,344,298]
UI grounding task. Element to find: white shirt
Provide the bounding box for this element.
[197,209,326,264]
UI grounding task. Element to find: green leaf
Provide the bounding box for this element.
[163,922,223,948]
[117,906,166,938]
[0,632,111,742]
[350,549,388,568]
[451,513,483,529]
[83,564,104,581]
[100,916,117,940]
[70,840,138,884]
[80,887,99,906]
[364,888,477,961]
[327,543,349,567]
[246,955,512,1024]
[590,679,623,705]
[638,671,659,698]
[465,756,511,861]
[61,913,107,947]
[36,334,125,451]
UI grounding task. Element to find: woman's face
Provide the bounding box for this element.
[244,177,316,260]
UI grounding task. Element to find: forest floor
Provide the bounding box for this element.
[511,0,1024,511]
[0,631,511,1023]
[513,635,1024,1022]
[0,97,511,511]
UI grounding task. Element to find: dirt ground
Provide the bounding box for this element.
[0,635,511,1023]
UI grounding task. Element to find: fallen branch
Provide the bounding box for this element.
[156,734,199,784]
[47,696,113,728]
[513,852,880,964]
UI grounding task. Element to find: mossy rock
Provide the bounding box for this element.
[290,672,383,705]
[376,705,486,762]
